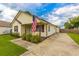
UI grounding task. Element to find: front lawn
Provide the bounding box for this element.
[0,34,27,56]
[67,33,79,45]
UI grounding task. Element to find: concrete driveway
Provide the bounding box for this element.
[21,33,79,56]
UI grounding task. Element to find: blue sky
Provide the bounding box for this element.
[0,3,79,28]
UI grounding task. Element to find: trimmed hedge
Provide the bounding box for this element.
[30,35,41,43]
[22,33,41,43]
[26,33,32,41]
[10,33,20,38]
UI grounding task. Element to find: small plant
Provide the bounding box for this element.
[21,33,26,40]
[30,35,41,43]
[22,33,42,43]
[22,33,32,41]
[26,33,32,41]
[11,33,20,38]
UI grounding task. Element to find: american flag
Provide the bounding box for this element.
[32,16,37,32]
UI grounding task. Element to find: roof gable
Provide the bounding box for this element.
[11,11,22,25]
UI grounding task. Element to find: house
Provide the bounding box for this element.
[11,11,59,38]
[0,20,11,34]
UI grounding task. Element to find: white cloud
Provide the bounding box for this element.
[2,8,17,17]
[47,4,79,28]
[0,4,18,22]
[3,3,43,11]
[48,15,59,21]
[54,5,79,15]
[0,4,7,10]
[0,3,43,22]
[52,20,63,26]
[1,8,18,20]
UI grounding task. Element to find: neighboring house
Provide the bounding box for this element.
[0,21,11,34]
[11,11,59,38]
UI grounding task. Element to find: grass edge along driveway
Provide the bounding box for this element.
[0,34,27,56]
[67,33,79,45]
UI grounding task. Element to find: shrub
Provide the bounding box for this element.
[26,33,32,41]
[22,33,42,43]
[30,35,41,43]
[22,33,32,41]
[21,33,26,40]
[11,33,20,38]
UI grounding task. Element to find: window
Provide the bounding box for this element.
[48,25,50,32]
[14,26,18,32]
[36,25,44,32]
[36,25,40,32]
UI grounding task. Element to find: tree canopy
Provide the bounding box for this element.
[64,16,79,29]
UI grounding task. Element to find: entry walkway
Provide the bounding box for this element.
[12,33,79,56]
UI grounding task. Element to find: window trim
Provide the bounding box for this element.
[14,26,18,32]
[36,25,44,32]
[48,25,50,32]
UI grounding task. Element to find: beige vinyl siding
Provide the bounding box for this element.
[12,19,59,37]
[38,24,47,37]
[32,24,57,37]
[12,20,21,36]
[21,25,25,36]
[17,12,40,24]
[21,25,32,36]
[41,24,58,37]
[0,27,11,34]
[47,24,56,36]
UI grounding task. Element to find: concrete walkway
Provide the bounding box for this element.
[21,33,79,56]
[11,38,36,50]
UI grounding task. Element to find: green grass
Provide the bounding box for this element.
[67,33,79,44]
[0,34,27,56]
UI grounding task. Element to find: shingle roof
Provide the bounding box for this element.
[0,20,10,27]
